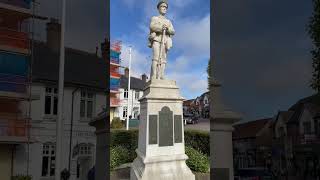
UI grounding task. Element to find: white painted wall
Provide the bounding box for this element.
[118,88,142,120]
[14,83,106,180]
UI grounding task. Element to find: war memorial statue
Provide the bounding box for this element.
[130,0,195,179]
[148,0,175,80]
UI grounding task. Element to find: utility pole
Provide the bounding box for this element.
[126,47,132,130]
[55,0,66,179]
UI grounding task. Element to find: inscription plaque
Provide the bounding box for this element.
[174,115,182,143]
[159,106,173,147]
[149,115,158,144]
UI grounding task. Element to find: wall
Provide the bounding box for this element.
[14,83,106,180]
[0,144,12,180]
[119,88,142,120]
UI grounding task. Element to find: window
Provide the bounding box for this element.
[303,122,311,134]
[80,91,95,118]
[79,144,93,156]
[135,91,140,100]
[124,89,128,99]
[45,87,58,115]
[41,143,55,177]
[314,118,320,136]
[123,106,128,118]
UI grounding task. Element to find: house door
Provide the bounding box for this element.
[78,157,92,180]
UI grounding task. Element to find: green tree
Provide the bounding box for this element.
[207,58,212,89]
[308,0,320,92]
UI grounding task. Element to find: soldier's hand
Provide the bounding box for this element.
[162,24,168,30]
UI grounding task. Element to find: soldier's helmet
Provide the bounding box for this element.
[157,0,168,9]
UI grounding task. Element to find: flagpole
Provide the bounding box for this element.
[55,0,66,179]
[126,47,132,130]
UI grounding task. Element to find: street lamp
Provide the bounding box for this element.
[126,47,132,130]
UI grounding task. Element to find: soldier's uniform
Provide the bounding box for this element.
[148,1,175,80]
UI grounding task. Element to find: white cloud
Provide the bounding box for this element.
[167,72,208,99]
[174,14,210,57]
[120,44,151,79]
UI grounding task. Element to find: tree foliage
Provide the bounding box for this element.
[308,0,320,92]
[207,58,213,89]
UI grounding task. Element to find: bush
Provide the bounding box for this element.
[111,117,124,129]
[184,130,209,156]
[11,175,32,180]
[110,129,210,169]
[110,129,138,161]
[185,146,210,173]
[110,146,130,170]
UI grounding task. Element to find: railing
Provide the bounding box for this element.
[0,0,31,9]
[300,134,320,144]
[0,28,30,51]
[110,57,121,64]
[0,119,29,138]
[110,97,120,107]
[110,85,120,91]
[110,68,120,78]
[0,73,28,94]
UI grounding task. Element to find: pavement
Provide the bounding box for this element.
[110,165,210,180]
[184,118,210,132]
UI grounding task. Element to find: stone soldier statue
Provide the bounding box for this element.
[148,0,175,80]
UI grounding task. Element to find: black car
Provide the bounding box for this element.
[183,114,199,124]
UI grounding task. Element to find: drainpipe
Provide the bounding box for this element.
[68,87,80,172]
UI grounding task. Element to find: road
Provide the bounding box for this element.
[184,118,210,132]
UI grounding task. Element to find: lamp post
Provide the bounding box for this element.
[56,0,66,179]
[126,47,132,130]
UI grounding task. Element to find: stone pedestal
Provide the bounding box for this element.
[89,111,109,180]
[130,79,195,180]
[210,80,241,180]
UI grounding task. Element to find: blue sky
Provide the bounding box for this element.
[111,0,210,100]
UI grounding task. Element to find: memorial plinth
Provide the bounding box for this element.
[210,80,241,180]
[130,79,195,180]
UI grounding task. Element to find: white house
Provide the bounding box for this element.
[118,69,147,121]
[12,20,107,180]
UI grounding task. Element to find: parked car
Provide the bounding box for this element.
[183,114,199,124]
[234,168,272,180]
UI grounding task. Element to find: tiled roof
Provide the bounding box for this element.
[183,99,195,106]
[120,75,146,91]
[289,93,320,110]
[279,111,294,123]
[32,42,107,90]
[233,118,272,139]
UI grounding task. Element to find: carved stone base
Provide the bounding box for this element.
[130,149,195,180]
[130,79,195,180]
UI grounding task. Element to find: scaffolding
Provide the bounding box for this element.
[110,40,122,122]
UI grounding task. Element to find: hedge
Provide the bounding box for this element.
[185,146,210,173]
[110,129,209,158]
[110,146,130,170]
[184,130,209,156]
[110,129,139,162]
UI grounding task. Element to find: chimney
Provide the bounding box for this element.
[101,38,109,60]
[141,74,147,82]
[125,68,129,78]
[95,46,99,56]
[46,18,61,53]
